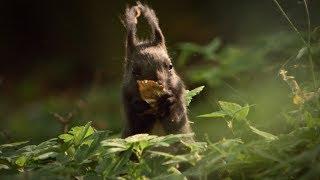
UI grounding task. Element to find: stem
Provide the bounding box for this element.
[303,0,317,89]
[272,0,308,46]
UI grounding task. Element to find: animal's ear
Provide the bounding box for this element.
[121,5,141,53]
[137,2,165,47]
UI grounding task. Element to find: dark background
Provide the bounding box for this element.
[0,0,319,143]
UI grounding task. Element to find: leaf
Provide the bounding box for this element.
[58,134,74,142]
[137,80,165,107]
[74,145,90,162]
[101,139,128,149]
[125,134,157,143]
[73,122,93,146]
[161,133,194,144]
[185,86,205,106]
[249,125,278,141]
[296,47,307,59]
[0,141,29,150]
[34,152,59,160]
[105,147,128,154]
[15,156,28,167]
[85,131,109,157]
[198,111,226,118]
[218,101,249,120]
[148,150,175,158]
[0,164,9,170]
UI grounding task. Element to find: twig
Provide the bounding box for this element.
[272,0,307,46]
[50,112,74,133]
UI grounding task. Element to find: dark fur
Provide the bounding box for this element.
[121,2,193,140]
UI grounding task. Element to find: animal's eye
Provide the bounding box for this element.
[168,64,173,70]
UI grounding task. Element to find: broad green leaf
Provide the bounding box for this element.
[163,155,190,165]
[101,138,128,149]
[0,141,29,150]
[124,134,157,143]
[236,104,250,120]
[0,164,9,170]
[105,147,127,154]
[34,152,59,160]
[198,111,226,118]
[74,145,89,162]
[73,122,93,146]
[84,131,109,157]
[15,156,28,167]
[218,101,249,120]
[249,125,278,141]
[58,134,74,142]
[161,133,194,144]
[111,150,132,175]
[148,151,175,158]
[185,86,205,106]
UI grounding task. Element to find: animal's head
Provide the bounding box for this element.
[122,2,181,92]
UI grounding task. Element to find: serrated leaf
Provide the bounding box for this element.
[15,156,28,167]
[249,125,278,141]
[58,134,74,142]
[185,86,205,106]
[124,134,157,143]
[198,111,226,118]
[218,101,249,120]
[73,122,93,146]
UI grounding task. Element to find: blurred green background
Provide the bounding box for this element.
[0,0,319,144]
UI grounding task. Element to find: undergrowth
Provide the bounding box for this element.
[1,1,320,179]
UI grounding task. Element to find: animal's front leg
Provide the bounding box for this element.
[158,93,186,124]
[131,98,151,114]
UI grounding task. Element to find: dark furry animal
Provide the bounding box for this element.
[121,2,193,140]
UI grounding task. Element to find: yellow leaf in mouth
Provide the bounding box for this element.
[137,80,166,107]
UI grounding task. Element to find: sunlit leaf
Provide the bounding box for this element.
[198,111,226,118]
[185,86,205,106]
[34,152,59,160]
[125,134,157,143]
[0,164,9,170]
[0,141,29,150]
[15,156,28,167]
[58,134,73,142]
[218,101,249,120]
[249,125,278,141]
[73,122,94,146]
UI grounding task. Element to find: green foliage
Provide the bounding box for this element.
[185,86,205,106]
[199,101,277,141]
[1,1,320,179]
[1,92,320,179]
[0,122,206,179]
